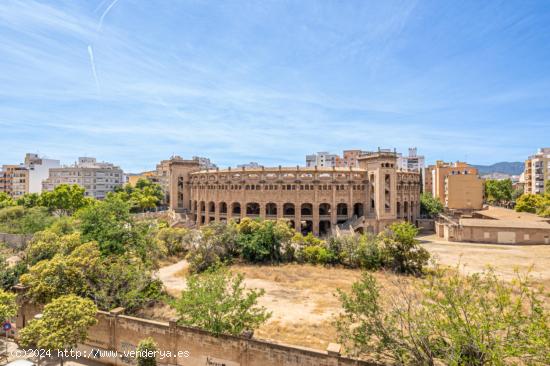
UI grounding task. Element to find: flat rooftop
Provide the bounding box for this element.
[474,206,547,223]
[460,218,550,230]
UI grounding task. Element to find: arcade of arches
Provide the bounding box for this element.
[169,153,421,236]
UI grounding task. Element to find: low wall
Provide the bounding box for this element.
[416,219,434,231]
[0,232,32,250]
[15,300,376,366]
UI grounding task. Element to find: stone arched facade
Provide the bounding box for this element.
[169,152,421,236]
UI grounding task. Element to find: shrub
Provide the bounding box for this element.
[0,206,55,234]
[336,269,550,365]
[379,222,429,275]
[137,337,158,366]
[172,266,271,335]
[26,231,82,265]
[515,193,544,214]
[237,219,293,263]
[156,227,191,257]
[355,236,383,270]
[302,245,333,264]
[186,230,229,273]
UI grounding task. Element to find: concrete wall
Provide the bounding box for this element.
[445,174,483,210]
[434,223,550,245]
[15,301,376,366]
[0,232,32,250]
[416,219,435,231]
[459,226,550,245]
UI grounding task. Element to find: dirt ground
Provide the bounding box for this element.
[156,235,550,351]
[419,233,550,289]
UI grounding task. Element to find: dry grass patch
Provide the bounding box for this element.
[231,263,421,351]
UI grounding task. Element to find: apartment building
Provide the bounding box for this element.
[192,156,218,170]
[445,174,484,210]
[0,153,61,198]
[424,160,482,210]
[305,152,341,168]
[397,148,425,172]
[0,165,28,199]
[524,148,550,194]
[42,157,123,199]
[237,162,263,169]
[24,153,61,194]
[339,150,365,168]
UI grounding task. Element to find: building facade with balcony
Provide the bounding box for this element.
[524,148,550,195]
[42,157,123,199]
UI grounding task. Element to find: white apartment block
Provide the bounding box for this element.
[42,157,123,199]
[24,153,61,194]
[397,148,425,172]
[524,148,550,195]
[305,152,339,167]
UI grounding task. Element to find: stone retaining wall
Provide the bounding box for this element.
[0,232,32,250]
[15,299,377,366]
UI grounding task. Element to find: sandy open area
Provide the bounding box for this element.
[156,236,550,351]
[419,233,550,288]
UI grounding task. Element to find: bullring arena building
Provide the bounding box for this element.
[168,150,421,236]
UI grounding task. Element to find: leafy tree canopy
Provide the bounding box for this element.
[420,193,444,217]
[19,294,97,359]
[172,266,271,335]
[515,193,544,214]
[379,222,429,275]
[485,179,513,205]
[39,184,92,216]
[0,288,17,322]
[0,192,15,209]
[336,269,550,365]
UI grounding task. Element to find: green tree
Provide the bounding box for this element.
[0,192,15,209]
[39,184,91,216]
[485,179,513,206]
[92,256,163,313]
[172,267,271,335]
[537,194,550,217]
[515,194,544,214]
[0,256,27,291]
[420,193,444,217]
[0,288,17,323]
[0,206,55,234]
[237,218,294,263]
[108,179,164,212]
[21,241,102,304]
[379,222,429,275]
[336,269,550,366]
[136,337,158,366]
[25,231,82,265]
[19,295,98,366]
[16,193,41,208]
[77,197,135,256]
[156,227,192,256]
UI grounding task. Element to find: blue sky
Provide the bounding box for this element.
[1,0,549,172]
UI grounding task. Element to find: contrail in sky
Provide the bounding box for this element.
[98,0,120,31]
[87,45,101,94]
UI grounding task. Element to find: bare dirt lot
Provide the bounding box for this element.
[156,236,550,351]
[419,233,550,289]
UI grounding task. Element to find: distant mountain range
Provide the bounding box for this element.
[472,162,524,176]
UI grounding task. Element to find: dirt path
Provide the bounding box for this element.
[156,259,188,296]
